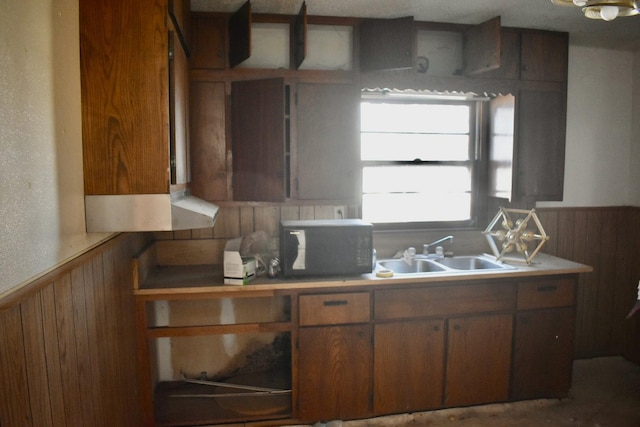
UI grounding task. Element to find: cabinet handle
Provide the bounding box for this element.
[537,285,558,293]
[453,324,461,331]
[323,300,348,307]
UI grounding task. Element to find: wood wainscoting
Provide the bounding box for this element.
[0,233,151,427]
[537,206,640,363]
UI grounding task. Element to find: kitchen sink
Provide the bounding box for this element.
[378,259,447,274]
[376,255,513,275]
[432,256,510,271]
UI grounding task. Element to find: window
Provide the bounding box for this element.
[360,94,484,228]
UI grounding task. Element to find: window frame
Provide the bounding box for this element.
[360,96,487,231]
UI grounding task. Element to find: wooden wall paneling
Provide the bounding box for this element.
[556,209,576,260]
[70,265,97,426]
[0,234,145,427]
[611,208,632,355]
[300,205,315,220]
[240,206,255,235]
[0,305,32,427]
[624,208,640,363]
[254,206,281,237]
[572,210,592,357]
[41,284,67,426]
[594,209,620,355]
[281,206,301,221]
[83,255,109,427]
[536,209,558,256]
[191,227,215,239]
[20,292,54,426]
[212,207,241,238]
[53,273,85,426]
[314,206,334,219]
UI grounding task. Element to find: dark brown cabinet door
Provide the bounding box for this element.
[298,325,372,422]
[191,14,226,70]
[374,320,445,415]
[478,28,521,80]
[359,16,415,72]
[445,314,513,407]
[190,81,227,201]
[512,308,575,399]
[515,88,566,201]
[520,31,568,82]
[463,16,501,76]
[296,83,360,200]
[231,78,286,201]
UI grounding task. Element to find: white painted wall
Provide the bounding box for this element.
[538,46,638,208]
[0,0,111,298]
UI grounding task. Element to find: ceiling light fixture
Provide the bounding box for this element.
[551,0,639,20]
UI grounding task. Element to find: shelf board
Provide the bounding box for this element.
[154,376,292,426]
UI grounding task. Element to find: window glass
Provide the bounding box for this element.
[360,98,477,226]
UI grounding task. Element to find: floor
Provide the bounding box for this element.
[292,357,640,427]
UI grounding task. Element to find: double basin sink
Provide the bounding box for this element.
[377,255,514,275]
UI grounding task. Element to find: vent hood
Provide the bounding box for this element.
[85,192,219,232]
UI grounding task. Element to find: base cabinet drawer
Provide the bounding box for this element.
[517,277,575,310]
[375,282,515,320]
[299,292,370,326]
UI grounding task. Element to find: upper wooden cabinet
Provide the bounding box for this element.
[520,30,569,82]
[515,88,566,201]
[191,14,226,69]
[481,29,568,82]
[462,16,501,76]
[296,83,360,201]
[80,0,193,195]
[231,78,287,202]
[360,16,416,72]
[81,0,173,195]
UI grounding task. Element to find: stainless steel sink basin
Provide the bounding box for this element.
[376,255,513,275]
[378,259,446,274]
[432,256,510,271]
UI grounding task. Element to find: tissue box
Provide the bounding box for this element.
[224,238,257,285]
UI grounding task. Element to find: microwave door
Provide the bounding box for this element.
[291,230,306,270]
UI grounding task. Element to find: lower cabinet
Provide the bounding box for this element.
[374,319,445,415]
[445,314,513,407]
[512,308,574,399]
[297,292,372,422]
[296,275,577,425]
[512,277,576,400]
[298,325,372,422]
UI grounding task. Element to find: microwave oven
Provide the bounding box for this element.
[280,219,373,278]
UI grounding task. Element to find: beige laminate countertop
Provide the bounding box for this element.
[135,253,593,299]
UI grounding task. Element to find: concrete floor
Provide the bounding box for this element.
[296,357,640,427]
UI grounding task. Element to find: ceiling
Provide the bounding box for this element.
[191,0,640,51]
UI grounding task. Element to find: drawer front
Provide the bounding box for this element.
[374,283,515,320]
[517,277,575,310]
[299,292,370,326]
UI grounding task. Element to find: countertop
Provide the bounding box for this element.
[135,253,593,300]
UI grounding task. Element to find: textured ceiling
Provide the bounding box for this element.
[191,0,640,51]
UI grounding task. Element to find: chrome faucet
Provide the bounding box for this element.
[423,235,453,255]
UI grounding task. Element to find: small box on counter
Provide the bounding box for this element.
[224,238,257,285]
